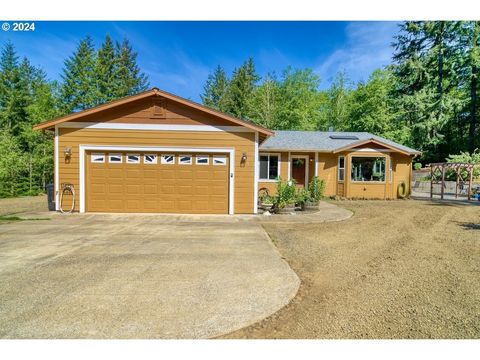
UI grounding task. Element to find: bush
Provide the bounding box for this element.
[446,149,480,180]
[414,162,422,170]
[275,178,297,208]
[295,187,311,206]
[308,176,326,202]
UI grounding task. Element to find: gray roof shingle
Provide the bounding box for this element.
[259,130,420,155]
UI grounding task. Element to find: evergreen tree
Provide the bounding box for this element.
[224,58,259,119]
[60,36,98,113]
[96,35,118,104]
[113,38,149,98]
[201,65,229,111]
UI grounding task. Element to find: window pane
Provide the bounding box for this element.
[161,155,175,164]
[91,153,105,163]
[109,154,122,163]
[339,168,344,181]
[196,155,209,165]
[339,157,345,168]
[268,155,278,179]
[179,155,192,164]
[351,157,385,182]
[144,154,157,164]
[127,154,140,163]
[259,155,268,179]
[213,155,227,165]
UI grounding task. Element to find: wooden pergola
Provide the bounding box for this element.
[428,162,475,200]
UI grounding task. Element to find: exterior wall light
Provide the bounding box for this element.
[241,152,248,163]
[64,147,72,159]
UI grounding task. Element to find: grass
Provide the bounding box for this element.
[0,215,50,222]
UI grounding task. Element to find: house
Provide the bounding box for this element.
[34,87,420,214]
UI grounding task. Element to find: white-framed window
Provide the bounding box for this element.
[213,155,227,166]
[161,154,175,164]
[351,156,386,182]
[109,153,122,163]
[179,154,192,165]
[144,154,157,164]
[196,155,209,165]
[91,153,105,163]
[127,154,140,164]
[338,156,345,182]
[259,153,279,180]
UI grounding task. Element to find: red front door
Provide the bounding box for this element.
[291,158,306,186]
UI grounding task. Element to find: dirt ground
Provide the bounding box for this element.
[223,199,480,339]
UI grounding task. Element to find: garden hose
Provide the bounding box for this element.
[59,183,76,214]
[397,181,407,198]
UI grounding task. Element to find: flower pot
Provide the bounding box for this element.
[277,205,295,214]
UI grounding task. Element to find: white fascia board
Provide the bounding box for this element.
[59,122,254,132]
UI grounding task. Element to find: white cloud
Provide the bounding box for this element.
[316,21,400,87]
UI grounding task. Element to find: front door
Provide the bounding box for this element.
[291,157,307,187]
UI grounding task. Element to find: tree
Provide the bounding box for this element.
[96,35,118,104]
[249,73,280,129]
[0,130,27,197]
[348,69,405,141]
[201,65,229,111]
[113,38,149,98]
[60,36,98,113]
[318,72,351,131]
[277,68,323,130]
[224,58,259,119]
[392,21,465,161]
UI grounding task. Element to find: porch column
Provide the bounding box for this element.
[314,152,319,177]
[287,152,291,181]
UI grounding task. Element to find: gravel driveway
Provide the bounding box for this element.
[224,199,480,339]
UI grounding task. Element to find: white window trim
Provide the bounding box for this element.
[350,155,387,184]
[389,156,393,183]
[54,126,59,210]
[79,145,235,214]
[258,152,281,182]
[290,155,309,187]
[338,156,345,182]
[213,155,228,166]
[195,155,209,165]
[179,154,192,165]
[127,154,140,164]
[108,153,122,163]
[144,154,157,164]
[161,154,175,165]
[91,153,106,163]
[254,132,259,214]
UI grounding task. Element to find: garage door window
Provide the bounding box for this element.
[91,153,105,163]
[127,154,140,164]
[144,154,157,164]
[161,154,175,164]
[109,153,122,163]
[179,155,192,165]
[196,155,209,165]
[213,155,227,166]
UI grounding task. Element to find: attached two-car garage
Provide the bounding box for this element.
[86,150,231,214]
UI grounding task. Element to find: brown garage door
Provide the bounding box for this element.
[86,151,230,214]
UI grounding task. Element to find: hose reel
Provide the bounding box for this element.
[59,183,76,213]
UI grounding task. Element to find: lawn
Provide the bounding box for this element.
[224,199,480,339]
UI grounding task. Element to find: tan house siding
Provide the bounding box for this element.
[57,128,255,213]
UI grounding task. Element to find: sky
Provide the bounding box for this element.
[0,21,400,101]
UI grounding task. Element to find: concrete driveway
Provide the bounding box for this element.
[0,214,299,338]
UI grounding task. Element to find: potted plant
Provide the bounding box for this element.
[295,187,311,211]
[274,178,297,214]
[305,176,325,210]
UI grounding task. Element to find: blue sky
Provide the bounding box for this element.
[0,21,399,101]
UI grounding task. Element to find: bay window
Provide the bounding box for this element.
[351,156,386,182]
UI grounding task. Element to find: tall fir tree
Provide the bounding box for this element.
[224,58,259,119]
[114,39,149,98]
[96,35,118,104]
[60,36,98,113]
[201,65,229,111]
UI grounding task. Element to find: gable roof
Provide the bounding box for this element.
[259,130,420,155]
[33,87,274,136]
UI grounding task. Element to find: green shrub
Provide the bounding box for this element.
[295,187,311,206]
[446,149,480,180]
[308,176,326,202]
[275,178,297,208]
[414,162,422,170]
